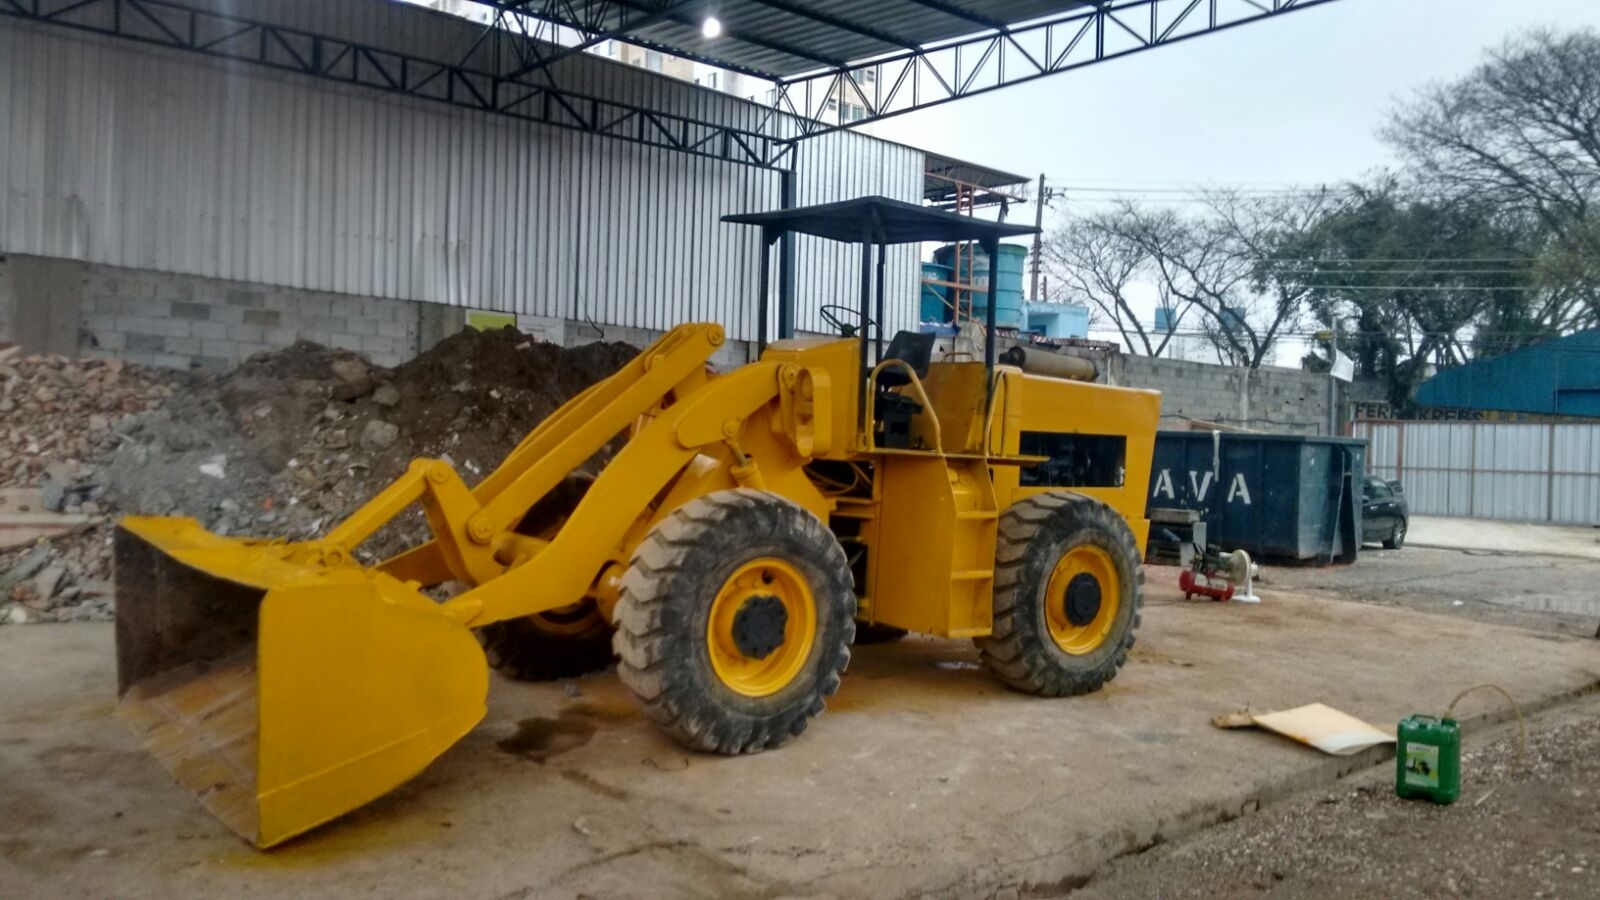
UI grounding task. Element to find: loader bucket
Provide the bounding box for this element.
[113,517,488,848]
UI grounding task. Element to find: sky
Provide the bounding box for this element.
[874,0,1600,220]
[863,0,1600,354]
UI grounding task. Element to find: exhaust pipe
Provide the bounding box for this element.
[999,345,1098,382]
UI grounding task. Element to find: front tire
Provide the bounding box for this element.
[976,492,1143,696]
[613,489,856,754]
[1384,517,1407,550]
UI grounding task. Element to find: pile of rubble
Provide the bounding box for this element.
[1,346,179,491]
[0,329,638,625]
[0,345,184,623]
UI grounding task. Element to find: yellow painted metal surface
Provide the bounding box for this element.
[997,373,1162,553]
[114,517,486,849]
[760,337,859,461]
[115,323,861,846]
[1044,545,1121,654]
[917,362,989,454]
[706,558,817,697]
[863,455,997,638]
[113,315,1164,848]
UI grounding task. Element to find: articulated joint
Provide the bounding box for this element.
[285,541,352,568]
[466,514,496,544]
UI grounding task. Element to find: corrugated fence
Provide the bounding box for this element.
[1353,420,1600,525]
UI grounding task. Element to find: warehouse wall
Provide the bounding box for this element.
[0,7,923,354]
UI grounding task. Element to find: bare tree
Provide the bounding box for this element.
[1095,192,1342,368]
[1042,215,1189,356]
[1045,192,1338,368]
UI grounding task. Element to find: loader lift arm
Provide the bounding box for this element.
[351,322,792,628]
[370,322,721,591]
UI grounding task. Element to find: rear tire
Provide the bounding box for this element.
[479,604,615,681]
[1384,517,1407,550]
[976,492,1143,696]
[614,489,855,754]
[479,472,615,681]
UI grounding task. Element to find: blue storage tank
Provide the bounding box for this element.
[1145,431,1367,562]
[920,262,952,323]
[933,243,1027,330]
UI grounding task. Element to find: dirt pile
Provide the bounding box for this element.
[0,329,638,625]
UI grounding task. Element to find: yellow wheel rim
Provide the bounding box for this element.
[706,558,817,698]
[1044,545,1121,655]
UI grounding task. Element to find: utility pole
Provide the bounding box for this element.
[1029,172,1047,303]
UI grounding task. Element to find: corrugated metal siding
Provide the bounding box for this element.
[790,131,923,336]
[0,18,923,344]
[1352,420,1600,525]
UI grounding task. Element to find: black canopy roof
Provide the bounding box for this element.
[724,196,1038,246]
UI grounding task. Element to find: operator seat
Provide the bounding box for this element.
[874,330,936,450]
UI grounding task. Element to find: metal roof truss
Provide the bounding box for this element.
[773,0,1345,135]
[0,0,796,168]
[2,0,1347,169]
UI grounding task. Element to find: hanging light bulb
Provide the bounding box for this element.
[701,16,722,39]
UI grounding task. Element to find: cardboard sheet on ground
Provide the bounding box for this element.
[1213,703,1395,756]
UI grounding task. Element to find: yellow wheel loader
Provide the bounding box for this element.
[114,196,1161,848]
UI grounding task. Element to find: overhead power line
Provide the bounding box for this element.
[1289,284,1553,292]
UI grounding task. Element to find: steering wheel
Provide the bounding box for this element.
[820,304,876,338]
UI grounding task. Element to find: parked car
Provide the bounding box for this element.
[1361,476,1408,549]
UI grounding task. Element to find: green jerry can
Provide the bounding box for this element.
[1396,715,1461,804]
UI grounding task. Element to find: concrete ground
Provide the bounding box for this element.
[1265,545,1600,636]
[3,582,1598,900]
[1408,515,1600,561]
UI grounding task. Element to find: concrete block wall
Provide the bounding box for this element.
[1110,353,1332,435]
[78,267,427,370]
[1,254,753,371]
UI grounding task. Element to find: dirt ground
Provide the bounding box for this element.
[1068,532,1600,900]
[1070,695,1600,900]
[5,582,1597,900]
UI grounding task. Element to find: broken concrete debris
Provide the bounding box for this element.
[0,330,637,625]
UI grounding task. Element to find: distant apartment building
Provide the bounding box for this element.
[605,40,697,82]
[823,67,875,124]
[418,0,494,25]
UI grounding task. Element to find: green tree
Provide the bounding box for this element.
[1292,182,1543,412]
[1385,28,1600,332]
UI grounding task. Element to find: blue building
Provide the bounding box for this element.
[1026,301,1090,339]
[1415,329,1600,417]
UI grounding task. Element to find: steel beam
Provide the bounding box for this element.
[485,0,850,72]
[774,0,1346,134]
[1,0,795,169]
[485,2,698,82]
